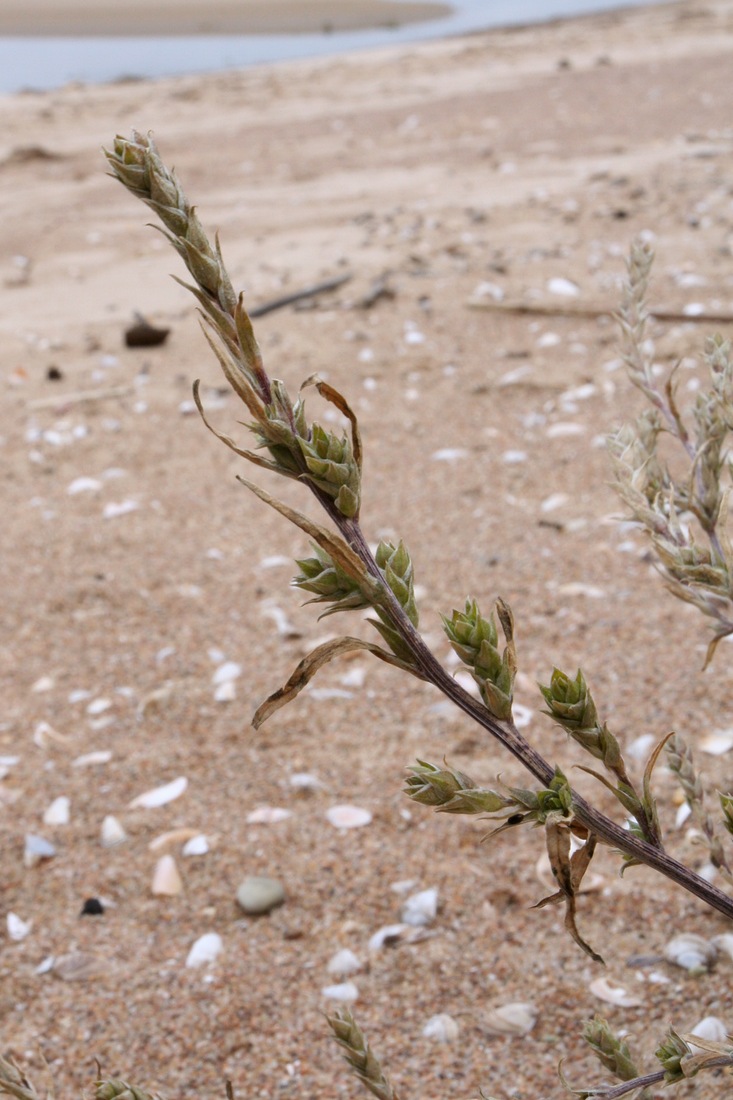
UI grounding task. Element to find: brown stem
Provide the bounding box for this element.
[333,512,733,924]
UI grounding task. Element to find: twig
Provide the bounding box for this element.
[249,273,352,317]
[467,299,733,324]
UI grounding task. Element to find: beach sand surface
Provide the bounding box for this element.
[3,2,733,1098]
[1,0,452,36]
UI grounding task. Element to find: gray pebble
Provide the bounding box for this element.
[236,875,285,915]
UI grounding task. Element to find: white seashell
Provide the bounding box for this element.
[626,733,655,760]
[148,828,201,851]
[699,729,733,755]
[103,500,138,518]
[7,912,32,941]
[401,887,438,927]
[67,477,102,495]
[0,755,20,767]
[546,422,586,439]
[327,948,363,977]
[258,555,292,569]
[309,687,353,701]
[432,448,468,462]
[214,680,237,703]
[261,604,301,638]
[675,802,692,829]
[537,332,560,348]
[368,923,412,951]
[557,582,605,598]
[321,981,359,1003]
[33,720,71,747]
[470,280,504,303]
[31,675,55,693]
[289,772,323,792]
[512,703,534,729]
[588,977,642,1007]
[326,805,372,829]
[502,450,527,464]
[689,1016,728,1049]
[484,1002,538,1036]
[100,815,127,847]
[497,365,534,386]
[53,952,104,981]
[86,697,112,715]
[186,932,222,968]
[422,1014,460,1042]
[663,933,716,971]
[710,933,733,962]
[547,277,580,297]
[43,796,70,826]
[36,956,55,975]
[151,854,183,896]
[246,806,292,824]
[24,833,56,868]
[541,492,569,513]
[212,661,242,685]
[339,666,367,689]
[183,834,209,856]
[129,776,188,809]
[73,750,113,767]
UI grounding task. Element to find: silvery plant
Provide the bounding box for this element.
[5,131,732,1100]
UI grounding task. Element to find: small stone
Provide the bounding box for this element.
[80,898,104,916]
[401,887,439,927]
[326,805,372,829]
[7,912,32,941]
[186,932,223,968]
[236,876,285,915]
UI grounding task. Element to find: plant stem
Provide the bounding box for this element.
[334,511,733,924]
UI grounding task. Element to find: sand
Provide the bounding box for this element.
[3,1,733,1098]
[0,0,451,36]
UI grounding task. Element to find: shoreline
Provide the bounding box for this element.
[0,0,453,37]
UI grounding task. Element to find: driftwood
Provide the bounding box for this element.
[249,272,352,318]
[467,298,733,325]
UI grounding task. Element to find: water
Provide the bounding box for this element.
[1,0,658,95]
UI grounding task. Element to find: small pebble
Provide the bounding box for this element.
[236,876,285,915]
[327,948,363,977]
[401,887,438,927]
[7,912,32,941]
[24,834,56,868]
[43,796,70,826]
[80,898,104,917]
[186,932,223,968]
[326,805,372,829]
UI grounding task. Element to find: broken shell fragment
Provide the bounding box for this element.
[43,796,70,826]
[663,933,717,972]
[422,1014,460,1042]
[100,815,127,847]
[246,806,292,824]
[484,1002,538,1036]
[186,932,223,968]
[401,887,438,927]
[129,775,188,809]
[327,948,363,977]
[151,854,183,896]
[7,912,32,941]
[689,1016,728,1048]
[321,981,359,1003]
[24,834,56,868]
[588,976,643,1007]
[326,805,372,829]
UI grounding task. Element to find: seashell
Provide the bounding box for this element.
[497,365,533,386]
[537,332,561,348]
[182,834,209,856]
[484,1002,538,1036]
[663,933,716,972]
[711,933,733,962]
[36,956,55,975]
[261,604,301,639]
[186,932,222,968]
[699,729,733,755]
[588,977,642,1007]
[502,450,527,464]
[512,703,534,730]
[246,806,292,824]
[43,796,70,826]
[326,805,372,829]
[7,912,32,941]
[151,855,183,896]
[258,555,292,569]
[626,733,655,760]
[401,887,439,927]
[67,477,102,495]
[309,687,353,701]
[541,492,569,513]
[53,952,104,981]
[432,448,469,462]
[31,675,55,693]
[0,755,20,767]
[289,772,323,792]
[547,277,579,297]
[129,775,188,809]
[675,802,692,829]
[368,923,415,951]
[33,720,71,747]
[339,666,367,689]
[137,682,175,718]
[214,680,237,702]
[546,422,586,439]
[73,750,113,767]
[24,833,56,868]
[103,500,138,518]
[100,815,127,847]
[327,949,363,977]
[148,827,201,851]
[212,661,242,685]
[557,582,605,598]
[321,981,359,1003]
[422,1014,460,1042]
[86,697,112,715]
[689,1016,728,1048]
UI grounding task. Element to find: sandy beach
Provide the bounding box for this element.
[0,0,452,36]
[3,2,733,1098]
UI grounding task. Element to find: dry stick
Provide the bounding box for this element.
[467,300,733,325]
[332,513,733,924]
[249,273,352,318]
